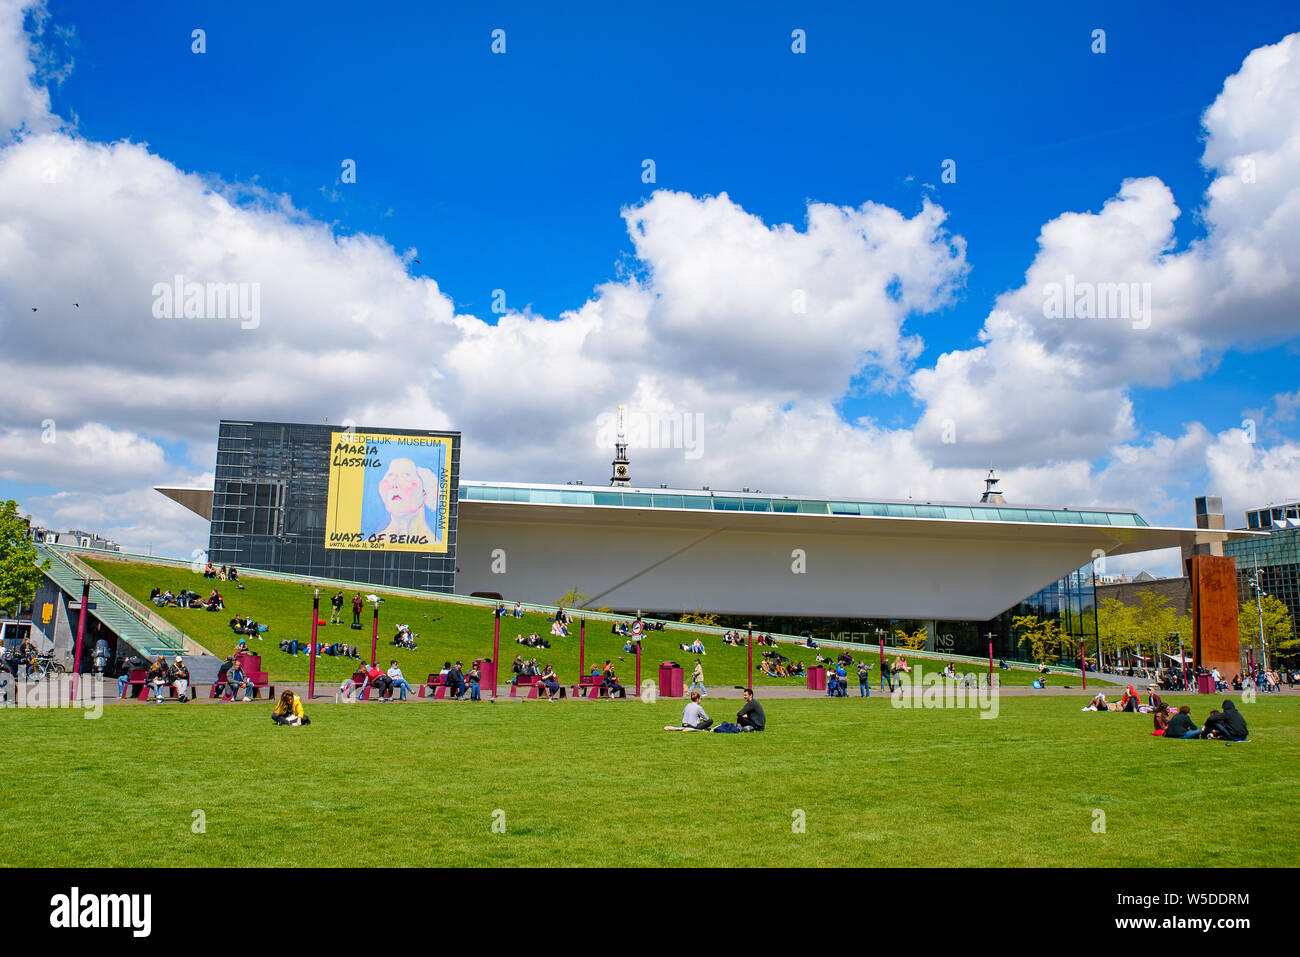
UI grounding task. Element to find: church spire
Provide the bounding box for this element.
[979,466,1005,504]
[611,405,630,486]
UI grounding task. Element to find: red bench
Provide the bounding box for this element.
[572,675,603,698]
[418,674,448,699]
[509,674,539,698]
[121,669,148,699]
[210,669,274,701]
[522,677,566,699]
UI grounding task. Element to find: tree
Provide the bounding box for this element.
[680,606,719,627]
[1012,615,1061,665]
[1238,594,1296,668]
[0,501,46,616]
[553,585,589,609]
[896,626,928,651]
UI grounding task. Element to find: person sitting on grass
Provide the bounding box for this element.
[1200,700,1249,741]
[271,689,310,726]
[1152,703,1172,735]
[538,663,561,700]
[725,688,765,732]
[1082,694,1110,711]
[1163,705,1201,739]
[1118,685,1141,712]
[679,691,712,730]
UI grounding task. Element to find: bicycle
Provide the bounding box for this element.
[25,655,68,681]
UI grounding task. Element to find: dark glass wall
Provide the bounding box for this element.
[207,421,460,592]
[647,563,1099,663]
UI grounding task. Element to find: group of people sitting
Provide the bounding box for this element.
[668,688,766,733]
[507,655,565,699]
[1153,700,1249,741]
[495,601,525,619]
[390,624,419,650]
[757,649,806,678]
[150,587,224,611]
[229,615,266,637]
[586,660,628,698]
[678,638,706,655]
[202,563,239,582]
[213,655,257,701]
[515,632,551,649]
[122,654,193,703]
[1082,685,1148,712]
[278,638,359,658]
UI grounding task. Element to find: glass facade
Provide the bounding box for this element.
[208,421,461,591]
[1224,524,1300,657]
[650,563,1099,663]
[459,482,1147,527]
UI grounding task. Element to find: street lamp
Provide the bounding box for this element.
[1248,557,1269,673]
[308,588,319,700]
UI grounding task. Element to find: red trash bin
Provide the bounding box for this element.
[659,661,683,697]
[1196,672,1214,695]
[807,665,826,691]
[476,657,496,693]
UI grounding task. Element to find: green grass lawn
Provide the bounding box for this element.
[81,555,1076,688]
[2,694,1295,867]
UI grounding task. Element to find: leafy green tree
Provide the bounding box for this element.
[895,626,928,651]
[554,585,589,610]
[0,501,47,616]
[1238,594,1296,667]
[680,606,720,627]
[1013,615,1061,665]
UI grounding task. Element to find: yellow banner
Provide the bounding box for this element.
[325,431,453,552]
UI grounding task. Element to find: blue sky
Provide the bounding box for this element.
[2,0,1299,564]
[47,0,1296,437]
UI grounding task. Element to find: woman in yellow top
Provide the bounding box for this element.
[271,689,310,725]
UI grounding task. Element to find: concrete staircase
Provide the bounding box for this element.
[34,543,212,661]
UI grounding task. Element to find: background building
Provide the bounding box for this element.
[201,420,461,591]
[154,422,1253,662]
[1224,499,1300,663]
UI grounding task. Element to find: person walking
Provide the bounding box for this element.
[688,658,707,697]
[330,590,344,625]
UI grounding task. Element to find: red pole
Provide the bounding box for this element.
[987,633,993,682]
[634,641,641,693]
[308,591,319,700]
[747,624,753,688]
[1079,641,1086,691]
[71,579,90,701]
[579,619,585,678]
[370,604,379,667]
[492,611,501,699]
[1181,640,1188,691]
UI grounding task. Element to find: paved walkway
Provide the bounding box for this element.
[45,676,1299,705]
